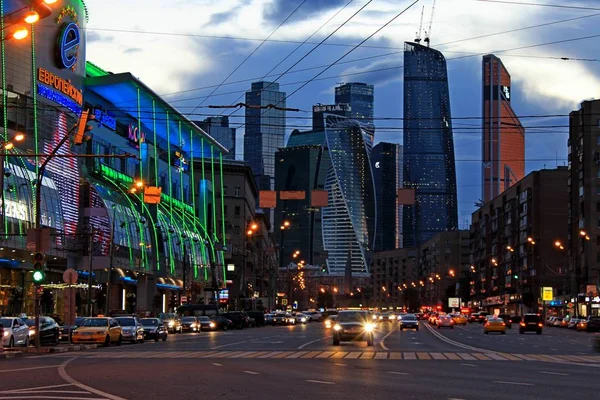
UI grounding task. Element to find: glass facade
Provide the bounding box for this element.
[322,115,376,275]
[195,116,236,160]
[403,42,458,247]
[371,142,403,251]
[334,82,375,125]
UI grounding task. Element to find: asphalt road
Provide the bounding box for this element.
[1,321,599,400]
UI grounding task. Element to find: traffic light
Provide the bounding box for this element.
[321,265,327,273]
[513,274,518,280]
[32,252,45,284]
[73,109,95,144]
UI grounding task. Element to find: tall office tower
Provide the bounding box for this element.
[372,142,403,251]
[195,116,236,159]
[403,42,458,247]
[482,54,525,203]
[334,82,375,142]
[322,115,376,275]
[243,81,286,225]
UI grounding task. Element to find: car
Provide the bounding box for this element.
[159,313,182,334]
[586,316,600,332]
[380,312,396,323]
[567,318,580,330]
[519,314,543,334]
[324,315,338,329]
[577,319,588,331]
[246,312,266,327]
[221,312,251,329]
[0,317,29,347]
[545,316,556,326]
[293,313,308,324]
[476,312,490,323]
[208,316,233,331]
[180,316,201,332]
[429,313,439,325]
[559,318,570,328]
[451,314,468,326]
[24,317,60,346]
[332,310,375,346]
[264,314,275,326]
[437,315,455,329]
[303,311,323,322]
[484,317,506,334]
[399,314,419,331]
[273,312,295,325]
[72,317,123,346]
[247,317,257,328]
[115,316,145,343]
[140,318,168,342]
[497,314,512,329]
[552,317,563,327]
[59,317,87,341]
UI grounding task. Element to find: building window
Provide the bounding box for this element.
[223,186,228,195]
[597,169,600,179]
[234,206,241,217]
[234,187,241,196]
[234,226,240,236]
[597,217,600,229]
[223,205,228,216]
[597,135,600,145]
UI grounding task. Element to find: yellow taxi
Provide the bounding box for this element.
[72,317,123,346]
[452,314,468,325]
[483,316,506,334]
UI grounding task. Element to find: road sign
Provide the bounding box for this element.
[542,287,553,301]
[63,268,78,285]
[181,296,188,303]
[448,297,460,308]
[282,299,288,306]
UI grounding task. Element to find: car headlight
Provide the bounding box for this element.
[372,315,377,320]
[301,318,306,322]
[3,330,9,337]
[168,321,174,327]
[28,329,35,336]
[209,322,216,328]
[333,324,342,331]
[397,316,402,320]
[364,323,375,332]
[96,330,106,335]
[379,316,383,320]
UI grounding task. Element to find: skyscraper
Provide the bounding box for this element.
[403,42,458,247]
[244,81,286,226]
[482,54,525,203]
[334,82,374,125]
[372,142,403,251]
[195,116,236,159]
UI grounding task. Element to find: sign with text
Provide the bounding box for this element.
[448,297,460,308]
[542,287,553,301]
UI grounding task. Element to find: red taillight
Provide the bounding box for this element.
[501,323,505,326]
[520,322,526,327]
[484,322,489,327]
[538,323,543,327]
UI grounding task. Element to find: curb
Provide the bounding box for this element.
[0,344,97,359]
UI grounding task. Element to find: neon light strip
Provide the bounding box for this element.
[153,100,158,187]
[165,111,174,272]
[1,2,6,239]
[190,129,201,279]
[31,22,39,222]
[101,178,135,266]
[136,86,147,268]
[219,153,227,282]
[178,121,196,279]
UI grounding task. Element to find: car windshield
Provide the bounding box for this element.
[198,317,210,321]
[82,319,108,327]
[182,317,196,322]
[24,319,35,326]
[337,312,368,323]
[0,318,14,327]
[159,314,177,320]
[116,318,135,326]
[402,314,417,320]
[140,319,159,326]
[75,318,86,326]
[524,315,540,322]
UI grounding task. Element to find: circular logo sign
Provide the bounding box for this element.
[63,268,78,285]
[56,22,80,70]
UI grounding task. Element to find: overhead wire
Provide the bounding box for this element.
[475,0,600,11]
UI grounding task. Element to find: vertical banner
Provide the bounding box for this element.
[311,190,328,207]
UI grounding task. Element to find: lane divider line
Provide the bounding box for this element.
[58,358,127,400]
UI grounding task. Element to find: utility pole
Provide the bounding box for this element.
[87,227,95,317]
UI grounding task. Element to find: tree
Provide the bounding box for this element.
[317,290,334,309]
[40,289,54,315]
[402,287,420,312]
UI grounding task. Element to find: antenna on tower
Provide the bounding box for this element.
[424,0,436,47]
[415,5,425,43]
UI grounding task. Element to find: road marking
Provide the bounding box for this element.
[330,352,348,359]
[212,363,223,367]
[286,351,309,359]
[460,363,477,367]
[316,351,336,359]
[58,358,127,400]
[297,335,332,349]
[417,352,431,360]
[306,380,335,385]
[242,371,260,375]
[430,353,446,360]
[444,353,461,360]
[334,363,347,366]
[0,384,74,393]
[493,381,534,386]
[359,352,375,359]
[210,340,256,349]
[387,371,410,375]
[379,325,397,350]
[0,365,62,373]
[374,352,388,360]
[344,352,362,359]
[540,371,570,376]
[404,352,416,360]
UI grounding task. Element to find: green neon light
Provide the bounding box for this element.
[165,111,175,272]
[153,100,158,186]
[177,120,195,279]
[85,61,109,78]
[1,3,6,238]
[31,22,39,223]
[98,163,134,185]
[210,146,217,240]
[160,192,193,214]
[219,153,227,282]
[101,178,135,266]
[201,139,207,229]
[190,129,201,279]
[137,86,147,268]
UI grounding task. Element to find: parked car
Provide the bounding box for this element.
[0,317,29,347]
[221,312,251,329]
[552,317,563,327]
[545,316,556,326]
[115,316,145,343]
[559,318,570,328]
[264,313,275,326]
[24,317,60,346]
[586,316,600,332]
[484,317,506,334]
[567,318,580,330]
[332,310,375,346]
[71,317,122,346]
[140,318,168,342]
[577,319,588,331]
[59,317,87,341]
[246,312,266,327]
[158,313,182,334]
[180,316,201,332]
[519,314,543,334]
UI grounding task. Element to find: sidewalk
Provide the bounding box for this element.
[0,344,98,359]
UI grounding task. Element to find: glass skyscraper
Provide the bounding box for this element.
[195,116,236,159]
[322,115,376,275]
[335,82,375,125]
[244,81,286,192]
[403,42,458,247]
[372,142,403,251]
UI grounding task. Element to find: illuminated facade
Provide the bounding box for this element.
[482,54,525,203]
[403,42,458,248]
[0,1,227,317]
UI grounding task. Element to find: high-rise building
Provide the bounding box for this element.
[482,54,525,203]
[243,81,286,226]
[195,116,236,159]
[322,115,376,275]
[568,100,600,315]
[312,103,352,130]
[371,142,403,251]
[403,42,458,247]
[334,82,374,125]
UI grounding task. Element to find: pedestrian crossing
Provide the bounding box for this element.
[50,350,600,363]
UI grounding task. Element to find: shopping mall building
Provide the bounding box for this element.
[0,0,228,317]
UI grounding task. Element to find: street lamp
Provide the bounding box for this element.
[506,245,514,252]
[24,11,40,24]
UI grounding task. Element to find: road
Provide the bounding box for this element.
[1,321,599,400]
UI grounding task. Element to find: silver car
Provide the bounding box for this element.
[115,316,145,344]
[0,317,30,347]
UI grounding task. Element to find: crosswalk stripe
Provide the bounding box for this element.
[244,351,269,358]
[577,356,600,362]
[526,354,547,361]
[374,352,388,360]
[404,352,417,360]
[537,355,563,362]
[472,353,491,360]
[316,351,336,359]
[301,351,322,359]
[443,353,461,360]
[286,351,309,359]
[430,353,446,360]
[344,352,362,359]
[272,351,295,358]
[330,352,348,359]
[416,352,431,360]
[498,353,521,361]
[457,353,476,360]
[389,352,403,360]
[257,351,282,358]
[230,351,255,358]
[512,354,536,361]
[485,353,507,361]
[359,352,374,359]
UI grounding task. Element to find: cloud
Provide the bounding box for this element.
[86,31,114,43]
[263,0,349,23]
[124,48,142,54]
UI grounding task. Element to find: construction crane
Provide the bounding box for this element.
[424,0,436,47]
[415,5,425,43]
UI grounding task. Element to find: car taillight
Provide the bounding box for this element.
[501,323,505,326]
[538,323,543,327]
[484,322,489,327]
[520,322,526,327]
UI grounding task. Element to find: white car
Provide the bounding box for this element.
[294,313,308,324]
[303,311,323,322]
[0,317,30,347]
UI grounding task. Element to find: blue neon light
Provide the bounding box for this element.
[94,109,116,130]
[77,270,96,277]
[57,22,80,70]
[37,84,82,115]
[119,276,138,284]
[157,283,182,291]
